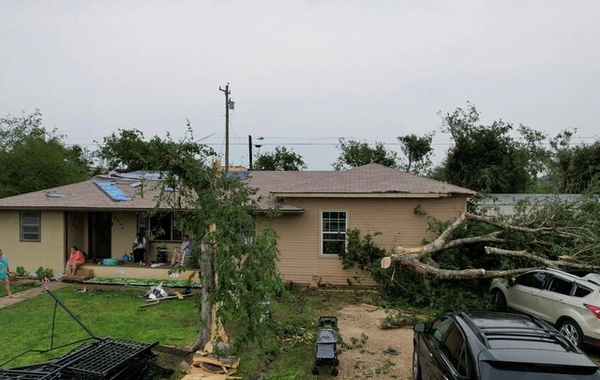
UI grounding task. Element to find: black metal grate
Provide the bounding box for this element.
[0,289,159,380]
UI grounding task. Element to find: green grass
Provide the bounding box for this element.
[0,280,39,297]
[0,285,200,371]
[0,283,382,379]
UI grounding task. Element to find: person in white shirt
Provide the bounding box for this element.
[132,232,147,264]
[180,235,192,266]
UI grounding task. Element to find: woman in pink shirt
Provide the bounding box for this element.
[65,246,85,276]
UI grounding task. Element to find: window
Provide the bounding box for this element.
[321,211,347,255]
[515,272,547,289]
[21,211,40,242]
[441,325,468,376]
[548,277,573,295]
[138,212,182,241]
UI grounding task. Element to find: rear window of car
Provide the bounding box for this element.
[480,361,600,379]
[574,285,593,298]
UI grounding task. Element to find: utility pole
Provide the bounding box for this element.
[219,83,231,172]
[248,135,253,170]
[248,135,263,171]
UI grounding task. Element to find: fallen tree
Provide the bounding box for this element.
[381,202,600,279]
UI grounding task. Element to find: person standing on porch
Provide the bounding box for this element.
[179,235,192,266]
[0,249,13,298]
[132,232,147,264]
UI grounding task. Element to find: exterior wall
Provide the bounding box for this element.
[66,212,88,255]
[111,212,138,260]
[0,210,66,276]
[257,196,468,286]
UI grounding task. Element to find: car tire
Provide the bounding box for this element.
[412,347,422,380]
[558,319,583,347]
[492,289,507,312]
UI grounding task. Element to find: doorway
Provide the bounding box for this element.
[89,212,112,261]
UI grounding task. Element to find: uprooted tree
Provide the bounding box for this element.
[380,194,600,280]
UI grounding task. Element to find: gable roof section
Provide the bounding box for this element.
[0,177,162,211]
[248,163,475,197]
[247,163,476,212]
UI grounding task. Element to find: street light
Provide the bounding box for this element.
[248,135,264,170]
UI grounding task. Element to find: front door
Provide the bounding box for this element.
[89,212,112,261]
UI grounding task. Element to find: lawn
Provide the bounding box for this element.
[0,283,382,379]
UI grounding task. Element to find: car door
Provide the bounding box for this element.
[537,275,574,322]
[507,271,548,316]
[416,316,458,380]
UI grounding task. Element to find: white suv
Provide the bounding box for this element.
[490,268,600,347]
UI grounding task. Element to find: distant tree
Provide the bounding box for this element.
[547,130,600,193]
[397,133,435,175]
[95,128,198,172]
[0,110,91,198]
[438,104,547,193]
[333,138,398,170]
[253,146,307,171]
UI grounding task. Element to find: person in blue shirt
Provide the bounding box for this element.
[0,249,13,298]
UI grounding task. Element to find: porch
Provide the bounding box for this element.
[62,263,200,284]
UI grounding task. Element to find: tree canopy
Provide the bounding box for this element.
[154,132,284,351]
[333,138,398,170]
[252,146,306,171]
[0,110,91,198]
[95,128,198,172]
[435,104,547,193]
[397,133,435,175]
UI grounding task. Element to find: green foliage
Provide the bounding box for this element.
[253,146,307,171]
[397,133,435,175]
[0,110,91,197]
[35,267,54,280]
[95,127,203,172]
[156,130,284,350]
[438,103,547,193]
[547,130,600,193]
[333,138,398,170]
[16,266,27,277]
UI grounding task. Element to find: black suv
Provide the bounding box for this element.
[413,311,600,380]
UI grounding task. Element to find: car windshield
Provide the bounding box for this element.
[479,361,600,380]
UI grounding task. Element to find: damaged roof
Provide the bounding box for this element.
[0,164,476,212]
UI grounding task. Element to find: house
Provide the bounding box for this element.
[475,193,581,216]
[0,164,475,285]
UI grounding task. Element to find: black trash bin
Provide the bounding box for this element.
[156,247,168,263]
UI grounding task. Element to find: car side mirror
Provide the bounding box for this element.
[508,277,515,287]
[413,322,426,333]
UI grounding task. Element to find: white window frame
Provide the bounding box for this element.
[320,210,348,256]
[20,210,41,242]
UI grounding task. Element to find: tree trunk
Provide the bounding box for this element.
[185,238,215,352]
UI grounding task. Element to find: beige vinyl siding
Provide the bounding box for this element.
[112,212,138,259]
[258,196,468,286]
[66,212,88,254]
[0,210,66,276]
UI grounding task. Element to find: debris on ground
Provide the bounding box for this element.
[179,341,240,380]
[138,283,193,307]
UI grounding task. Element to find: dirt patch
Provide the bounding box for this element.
[334,304,412,380]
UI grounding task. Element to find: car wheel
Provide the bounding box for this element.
[558,319,583,347]
[492,289,507,311]
[412,347,422,380]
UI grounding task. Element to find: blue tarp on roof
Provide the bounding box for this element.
[95,182,132,201]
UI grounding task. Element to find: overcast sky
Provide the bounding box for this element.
[1,1,599,170]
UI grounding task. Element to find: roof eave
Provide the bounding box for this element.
[270,192,463,199]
